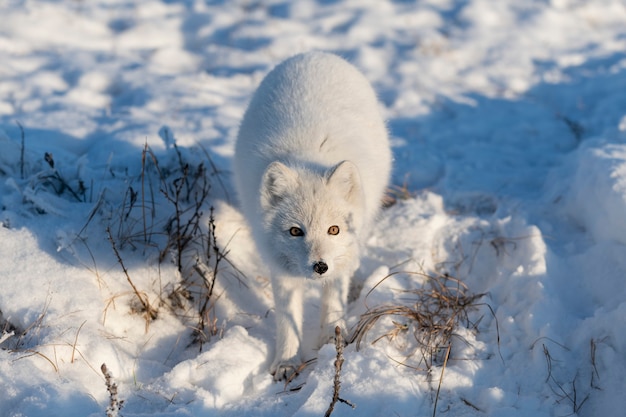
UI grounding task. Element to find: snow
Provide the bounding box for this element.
[1,0,626,416]
[565,140,626,245]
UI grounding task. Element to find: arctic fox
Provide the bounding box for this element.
[233,52,391,380]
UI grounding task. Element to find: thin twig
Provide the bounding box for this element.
[13,349,59,373]
[324,326,355,417]
[106,227,157,322]
[198,143,230,203]
[432,344,451,417]
[16,120,25,179]
[101,363,124,417]
[70,320,87,364]
[141,143,149,244]
[194,208,224,347]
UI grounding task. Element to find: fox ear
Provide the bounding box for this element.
[326,160,363,206]
[261,162,298,209]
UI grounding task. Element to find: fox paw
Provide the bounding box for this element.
[270,360,303,382]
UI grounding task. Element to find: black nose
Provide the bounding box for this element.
[313,261,328,275]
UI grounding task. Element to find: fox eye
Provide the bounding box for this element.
[328,225,340,235]
[289,227,304,237]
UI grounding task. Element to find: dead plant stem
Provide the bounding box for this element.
[324,326,355,417]
[70,320,87,364]
[106,227,157,321]
[432,343,451,417]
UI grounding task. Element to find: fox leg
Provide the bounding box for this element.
[270,274,304,381]
[319,274,350,346]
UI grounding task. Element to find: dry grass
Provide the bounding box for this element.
[103,140,234,347]
[350,271,491,371]
[382,177,416,208]
[107,226,158,327]
[532,337,601,416]
[349,270,496,416]
[0,300,62,373]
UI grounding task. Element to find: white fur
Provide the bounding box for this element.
[233,52,391,380]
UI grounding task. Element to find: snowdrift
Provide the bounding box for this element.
[1,1,626,416]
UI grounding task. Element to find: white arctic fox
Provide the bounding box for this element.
[233,51,391,380]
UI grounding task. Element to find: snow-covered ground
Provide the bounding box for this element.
[1,1,626,416]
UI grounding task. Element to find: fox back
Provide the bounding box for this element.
[234,51,391,278]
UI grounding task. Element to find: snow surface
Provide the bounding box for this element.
[1,0,626,416]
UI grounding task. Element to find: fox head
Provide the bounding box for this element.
[259,160,365,278]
